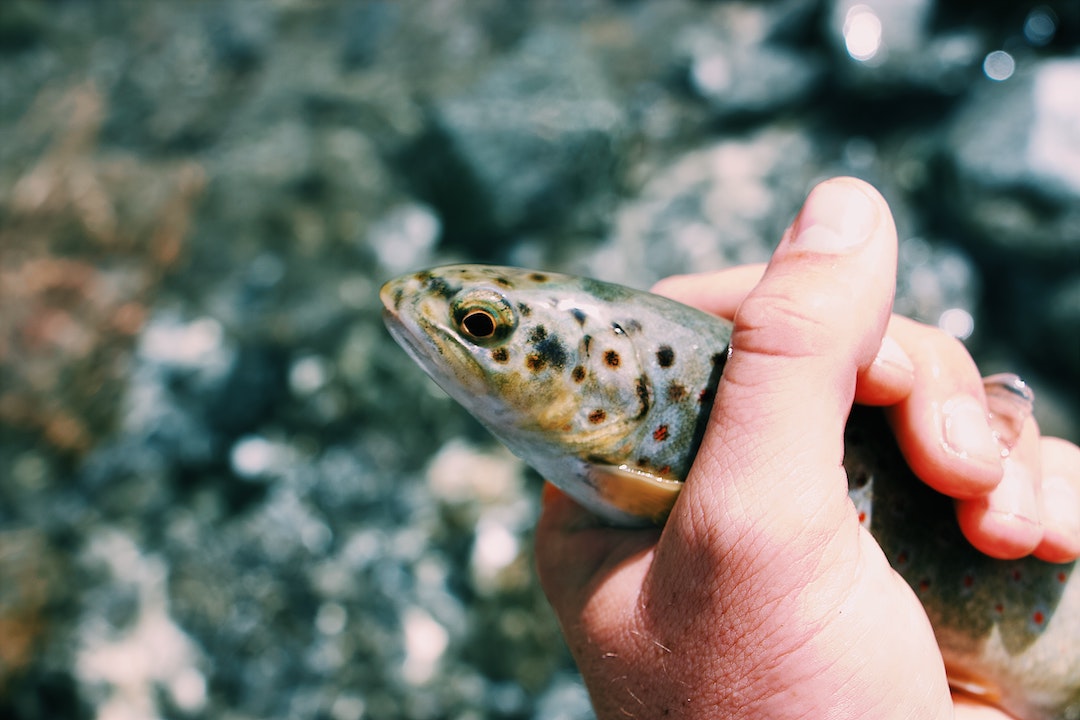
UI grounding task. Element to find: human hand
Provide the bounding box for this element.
[535,177,1080,719]
[652,265,1080,564]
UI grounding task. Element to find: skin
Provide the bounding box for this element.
[534,177,1080,719]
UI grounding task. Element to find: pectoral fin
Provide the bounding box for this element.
[587,464,683,524]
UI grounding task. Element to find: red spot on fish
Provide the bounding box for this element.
[653,425,669,442]
[858,511,867,524]
[658,465,671,475]
[963,575,975,589]
[1058,572,1068,584]
[918,579,930,593]
[588,409,606,424]
[896,551,908,565]
[995,603,1004,614]
[1012,569,1023,582]
[1033,610,1045,625]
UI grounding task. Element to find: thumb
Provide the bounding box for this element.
[666,177,898,564]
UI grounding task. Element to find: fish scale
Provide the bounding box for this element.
[381,264,1079,720]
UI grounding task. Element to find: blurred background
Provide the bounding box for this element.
[1,1,1077,718]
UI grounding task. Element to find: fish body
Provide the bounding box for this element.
[381,264,1079,720]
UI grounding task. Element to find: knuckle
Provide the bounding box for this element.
[733,289,844,360]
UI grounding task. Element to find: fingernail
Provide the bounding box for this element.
[873,335,915,377]
[792,180,878,253]
[942,395,1002,464]
[986,459,1040,527]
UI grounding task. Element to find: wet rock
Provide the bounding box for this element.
[205,0,275,72]
[948,58,1080,260]
[824,0,981,94]
[586,127,818,286]
[405,27,627,254]
[340,1,399,69]
[679,4,822,119]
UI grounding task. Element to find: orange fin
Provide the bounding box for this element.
[587,464,683,524]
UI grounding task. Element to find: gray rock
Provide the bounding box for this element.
[824,0,982,92]
[409,27,627,250]
[949,58,1080,259]
[583,127,819,286]
[678,5,822,117]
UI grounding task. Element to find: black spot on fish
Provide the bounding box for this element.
[491,348,509,363]
[667,382,688,402]
[518,302,532,317]
[493,276,512,287]
[604,350,620,367]
[572,365,586,383]
[636,457,651,469]
[529,325,568,369]
[426,275,458,299]
[625,319,642,333]
[657,345,675,368]
[570,308,587,325]
[588,409,606,424]
[526,354,546,372]
[582,335,592,355]
[612,322,625,335]
[636,375,651,417]
[529,272,549,283]
[392,286,405,308]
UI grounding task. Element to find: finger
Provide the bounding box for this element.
[886,317,1003,499]
[662,176,897,571]
[1033,437,1080,562]
[653,265,913,407]
[650,263,765,317]
[855,321,916,406]
[534,482,659,621]
[955,411,1043,559]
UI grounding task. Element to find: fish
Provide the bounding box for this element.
[380,264,1079,720]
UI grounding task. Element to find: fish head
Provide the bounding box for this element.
[381,265,652,462]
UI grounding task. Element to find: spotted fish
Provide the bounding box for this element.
[381,264,1079,720]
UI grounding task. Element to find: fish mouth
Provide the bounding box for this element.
[380,278,489,400]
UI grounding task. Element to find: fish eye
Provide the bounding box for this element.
[461,310,496,339]
[451,289,517,346]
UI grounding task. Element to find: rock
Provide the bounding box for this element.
[947,58,1080,260]
[404,27,627,253]
[678,4,822,118]
[824,0,981,93]
[584,127,818,286]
